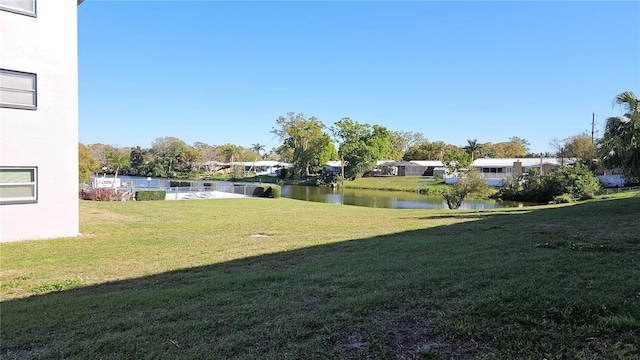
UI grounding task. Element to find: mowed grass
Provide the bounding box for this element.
[1,193,639,359]
[341,176,447,193]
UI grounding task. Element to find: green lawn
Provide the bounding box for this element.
[1,193,639,359]
[341,176,447,193]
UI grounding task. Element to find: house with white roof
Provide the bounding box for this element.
[1,0,83,242]
[322,161,345,176]
[463,157,576,186]
[374,160,444,177]
[241,161,288,176]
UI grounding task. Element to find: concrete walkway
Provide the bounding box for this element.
[165,190,248,201]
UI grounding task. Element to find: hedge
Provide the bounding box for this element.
[253,185,281,198]
[80,188,134,201]
[135,190,166,201]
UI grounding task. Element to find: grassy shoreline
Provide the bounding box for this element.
[1,192,639,359]
[340,176,447,194]
[212,174,446,193]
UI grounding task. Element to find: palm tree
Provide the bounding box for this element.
[251,143,266,159]
[250,143,266,174]
[599,91,640,180]
[106,151,130,187]
[464,139,482,161]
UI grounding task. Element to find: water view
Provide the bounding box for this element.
[99,176,524,209]
[281,185,524,210]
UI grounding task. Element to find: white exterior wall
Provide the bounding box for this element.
[0,1,80,242]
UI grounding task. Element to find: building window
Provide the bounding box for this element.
[0,0,35,16]
[0,167,38,205]
[0,69,37,110]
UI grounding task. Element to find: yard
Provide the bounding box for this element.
[341,176,448,194]
[1,193,639,359]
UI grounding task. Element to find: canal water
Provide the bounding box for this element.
[281,185,523,210]
[104,176,522,210]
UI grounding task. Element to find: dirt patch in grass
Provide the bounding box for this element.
[84,208,142,222]
[0,269,23,277]
[388,314,494,359]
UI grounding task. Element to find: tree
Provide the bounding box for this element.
[485,137,530,158]
[475,142,496,158]
[390,131,426,159]
[440,169,489,209]
[598,91,640,181]
[249,142,266,175]
[442,145,472,171]
[251,143,266,159]
[106,149,130,187]
[271,112,333,178]
[179,147,202,172]
[395,131,426,152]
[331,119,395,178]
[274,144,294,163]
[193,142,219,163]
[88,143,119,169]
[150,137,188,176]
[403,140,448,161]
[78,143,99,180]
[463,139,482,161]
[150,137,187,158]
[218,144,243,162]
[129,146,146,175]
[551,133,596,166]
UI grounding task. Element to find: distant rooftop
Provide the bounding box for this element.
[472,158,576,167]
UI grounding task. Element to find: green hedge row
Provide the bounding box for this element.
[135,190,166,201]
[253,185,281,198]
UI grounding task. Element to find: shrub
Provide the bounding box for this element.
[552,194,574,204]
[278,168,288,180]
[497,163,601,203]
[580,190,596,200]
[440,169,490,209]
[253,185,281,198]
[135,190,166,201]
[81,188,134,201]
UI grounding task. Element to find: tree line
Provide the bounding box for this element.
[79,139,271,180]
[80,91,639,183]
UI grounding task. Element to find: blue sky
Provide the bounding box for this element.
[78,0,640,155]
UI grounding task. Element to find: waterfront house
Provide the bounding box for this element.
[374,160,444,177]
[459,157,576,186]
[322,161,344,176]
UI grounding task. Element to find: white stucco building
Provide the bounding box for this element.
[1,0,82,242]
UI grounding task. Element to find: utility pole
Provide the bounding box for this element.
[591,112,595,143]
[590,112,596,169]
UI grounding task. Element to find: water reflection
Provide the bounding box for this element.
[281,185,522,210]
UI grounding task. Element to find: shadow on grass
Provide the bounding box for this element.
[2,198,639,359]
